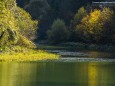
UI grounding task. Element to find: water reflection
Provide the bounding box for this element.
[0,63,15,86]
[88,63,98,86]
[87,51,114,58]
[88,62,115,86]
[0,62,115,86]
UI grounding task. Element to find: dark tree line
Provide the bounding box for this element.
[16,0,92,39]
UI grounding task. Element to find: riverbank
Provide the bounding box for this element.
[38,42,115,52]
[1,42,114,62]
[0,46,59,62]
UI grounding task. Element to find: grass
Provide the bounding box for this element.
[0,46,59,62]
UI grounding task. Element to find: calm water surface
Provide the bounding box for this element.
[0,51,115,86]
[0,50,115,86]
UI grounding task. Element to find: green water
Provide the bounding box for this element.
[0,62,115,86]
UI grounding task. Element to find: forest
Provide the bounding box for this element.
[16,0,115,45]
[0,1,115,86]
[0,0,115,61]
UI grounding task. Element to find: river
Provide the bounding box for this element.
[0,51,115,86]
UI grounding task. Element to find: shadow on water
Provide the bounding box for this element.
[0,62,115,86]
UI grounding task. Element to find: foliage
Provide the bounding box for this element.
[47,19,70,44]
[76,8,114,43]
[71,7,87,41]
[5,0,16,9]
[0,0,19,46]
[25,0,50,20]
[17,34,36,48]
[13,7,38,40]
[0,0,38,48]
[16,0,30,8]
[0,0,59,62]
[100,8,115,43]
[72,7,87,27]
[18,0,91,39]
[25,0,50,39]
[16,0,115,45]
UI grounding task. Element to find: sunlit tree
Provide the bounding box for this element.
[0,0,38,48]
[76,8,114,43]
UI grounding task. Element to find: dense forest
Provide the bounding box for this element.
[16,0,115,45]
[16,0,92,39]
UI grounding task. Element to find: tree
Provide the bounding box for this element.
[76,8,114,43]
[25,0,50,39]
[16,0,30,8]
[47,19,70,44]
[13,7,38,40]
[25,0,50,20]
[16,0,92,39]
[71,7,87,41]
[0,0,38,48]
[72,7,87,27]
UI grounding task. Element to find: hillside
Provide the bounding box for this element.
[0,0,38,50]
